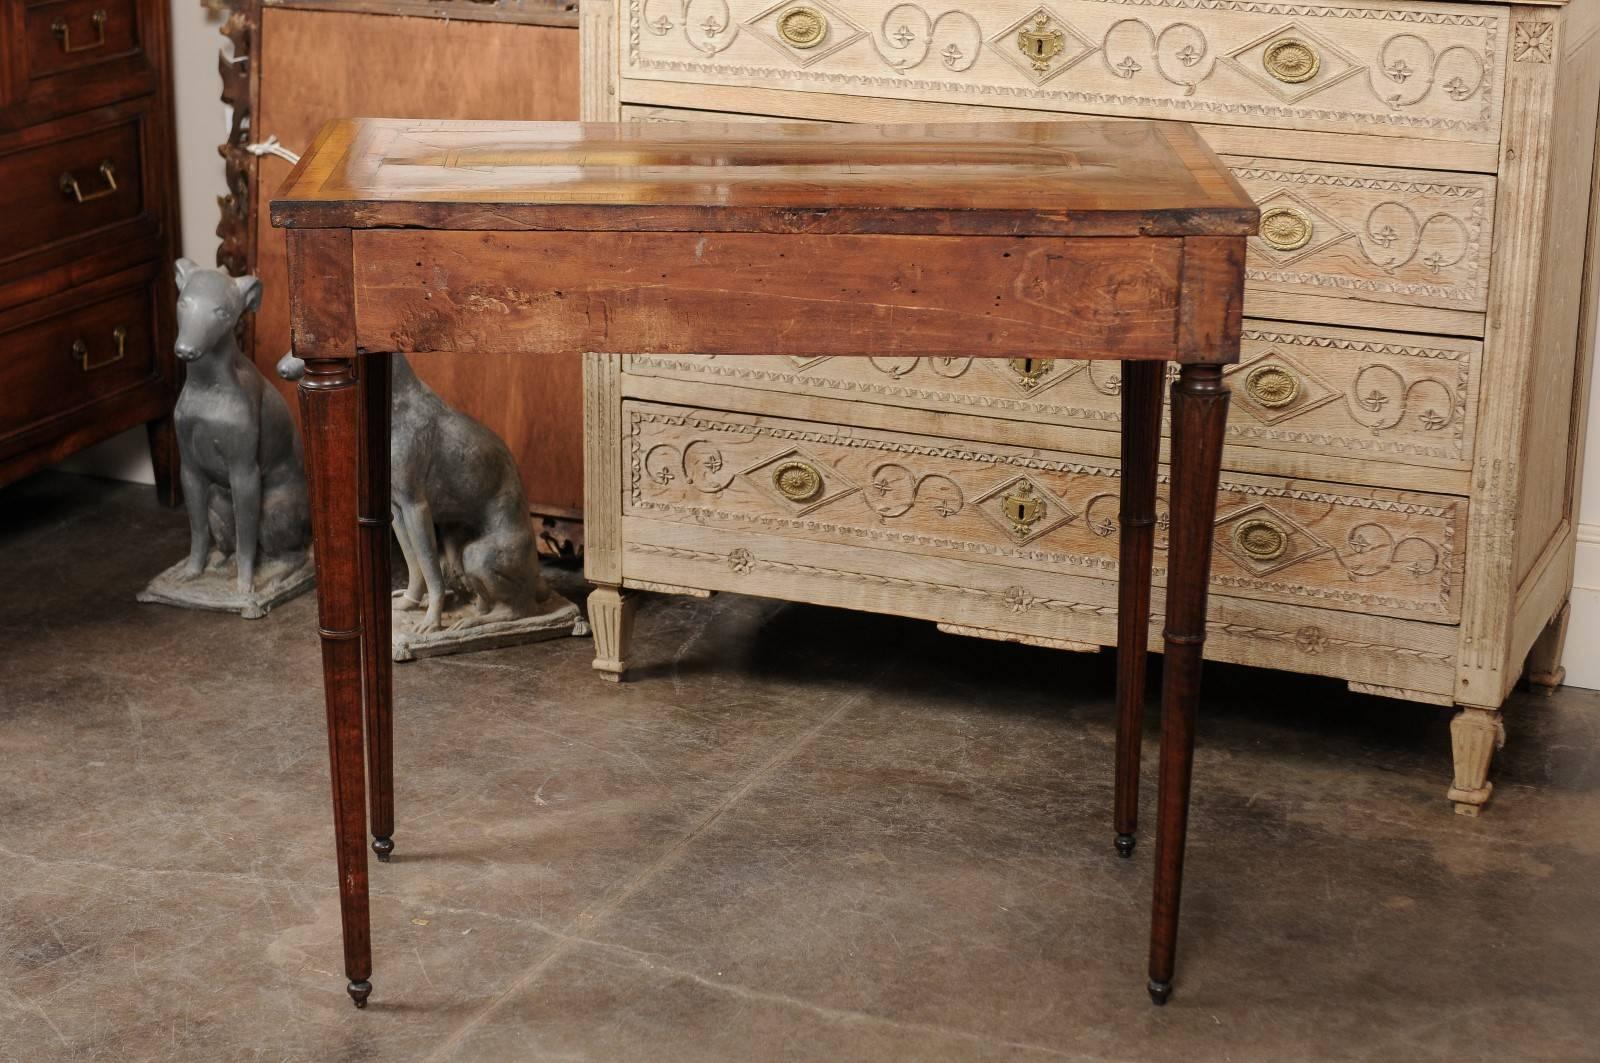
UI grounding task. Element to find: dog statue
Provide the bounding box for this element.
[277,351,577,660]
[138,261,313,619]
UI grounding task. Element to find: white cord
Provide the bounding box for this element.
[244,135,301,166]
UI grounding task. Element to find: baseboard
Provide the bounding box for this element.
[1565,522,1600,690]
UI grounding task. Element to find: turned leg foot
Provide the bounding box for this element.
[348,980,373,1008]
[1148,979,1172,1006]
[1115,833,1137,859]
[372,836,394,862]
[588,586,636,682]
[1448,706,1505,816]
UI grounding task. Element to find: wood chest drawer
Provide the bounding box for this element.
[624,319,1482,476]
[0,269,158,444]
[0,114,145,265]
[2,0,157,127]
[1228,156,1494,315]
[621,399,1466,622]
[622,0,1510,146]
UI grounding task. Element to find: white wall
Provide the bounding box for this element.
[56,0,228,484]
[1565,325,1600,689]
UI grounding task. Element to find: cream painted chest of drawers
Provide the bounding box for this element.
[578,0,1600,812]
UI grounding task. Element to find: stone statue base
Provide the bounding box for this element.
[138,551,315,619]
[392,591,581,662]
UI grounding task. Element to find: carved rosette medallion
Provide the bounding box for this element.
[740,447,859,514]
[1244,364,1301,409]
[1258,206,1313,252]
[1262,38,1319,83]
[1225,24,1360,104]
[1215,503,1332,576]
[746,0,864,66]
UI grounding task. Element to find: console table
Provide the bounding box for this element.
[271,117,1255,1009]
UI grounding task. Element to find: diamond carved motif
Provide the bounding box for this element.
[1227,348,1339,427]
[1214,503,1332,577]
[1248,190,1352,266]
[1223,24,1364,104]
[739,447,860,516]
[745,0,866,68]
[989,7,1095,86]
[979,356,1085,398]
[973,474,1076,545]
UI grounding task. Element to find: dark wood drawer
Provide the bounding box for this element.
[1,0,158,127]
[0,275,157,441]
[0,115,144,264]
[23,0,144,80]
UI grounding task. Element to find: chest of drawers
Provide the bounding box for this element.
[578,0,1600,813]
[0,0,181,498]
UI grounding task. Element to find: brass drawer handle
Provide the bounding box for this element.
[772,460,823,502]
[71,325,127,371]
[59,160,119,203]
[1244,364,1301,409]
[1233,517,1288,562]
[1263,38,1319,84]
[777,7,828,49]
[51,9,108,54]
[1259,205,1312,252]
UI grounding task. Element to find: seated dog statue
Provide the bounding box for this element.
[277,351,576,659]
[139,260,313,619]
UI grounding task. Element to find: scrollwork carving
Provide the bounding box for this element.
[1338,523,1441,579]
[1372,33,1487,109]
[873,5,982,74]
[684,0,737,55]
[1349,364,1458,435]
[866,462,965,519]
[1101,18,1216,96]
[1360,202,1471,276]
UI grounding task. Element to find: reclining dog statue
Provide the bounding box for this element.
[139,260,313,618]
[277,351,578,660]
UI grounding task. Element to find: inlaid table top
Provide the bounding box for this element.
[270,117,1258,237]
[271,117,1253,1010]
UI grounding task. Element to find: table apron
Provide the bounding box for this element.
[349,229,1215,362]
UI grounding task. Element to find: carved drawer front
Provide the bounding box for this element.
[622,0,1510,145]
[0,115,146,265]
[621,108,1496,316]
[623,400,1466,621]
[625,319,1482,473]
[0,274,157,443]
[1227,157,1494,314]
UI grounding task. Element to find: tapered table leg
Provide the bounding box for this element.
[358,354,395,863]
[1115,360,1164,859]
[290,228,373,1010]
[1147,363,1228,1006]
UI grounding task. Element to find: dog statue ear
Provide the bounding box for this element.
[235,274,264,313]
[174,257,198,291]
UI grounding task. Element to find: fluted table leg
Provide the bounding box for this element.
[1114,360,1164,859]
[358,353,395,863]
[1147,363,1228,1006]
[288,229,373,1009]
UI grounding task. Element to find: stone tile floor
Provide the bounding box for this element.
[2,472,1598,1062]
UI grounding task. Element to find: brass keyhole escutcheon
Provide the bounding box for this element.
[1233,518,1288,562]
[773,460,823,502]
[1001,484,1046,537]
[1244,365,1301,409]
[1263,38,1320,84]
[1017,13,1065,72]
[777,7,828,49]
[1009,357,1053,390]
[1258,206,1313,252]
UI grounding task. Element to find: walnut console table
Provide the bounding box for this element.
[271,117,1255,1009]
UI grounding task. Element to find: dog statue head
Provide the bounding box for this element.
[173,258,263,364]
